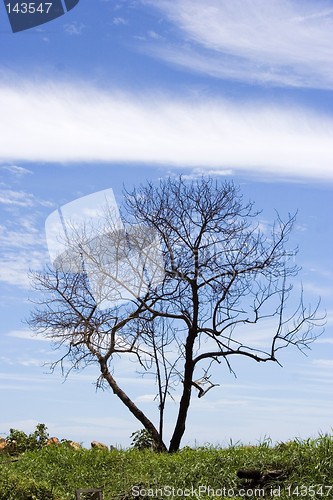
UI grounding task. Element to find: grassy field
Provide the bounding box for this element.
[0,434,332,499]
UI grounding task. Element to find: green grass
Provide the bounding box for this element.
[0,434,332,499]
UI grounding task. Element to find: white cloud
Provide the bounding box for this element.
[0,189,39,207]
[135,394,157,403]
[64,22,85,35]
[6,329,50,342]
[312,359,333,368]
[0,210,49,287]
[113,16,128,25]
[316,337,333,345]
[177,168,233,180]
[0,226,39,248]
[147,30,162,40]
[1,82,333,180]
[303,282,333,298]
[142,0,333,89]
[17,358,44,367]
[1,165,32,176]
[0,249,48,287]
[0,188,52,208]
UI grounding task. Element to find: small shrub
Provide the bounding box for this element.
[130,429,155,450]
[5,423,49,455]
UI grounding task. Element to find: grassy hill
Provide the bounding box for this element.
[0,433,332,499]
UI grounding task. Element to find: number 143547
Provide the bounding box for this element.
[6,3,53,14]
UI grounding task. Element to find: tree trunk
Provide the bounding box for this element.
[168,331,196,452]
[99,360,167,452]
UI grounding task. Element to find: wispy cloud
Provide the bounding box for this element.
[0,188,52,208]
[303,282,333,298]
[0,249,47,287]
[142,0,333,89]
[6,329,51,342]
[0,205,49,287]
[0,371,53,390]
[175,168,233,180]
[294,359,333,388]
[312,359,333,368]
[113,16,128,25]
[1,165,32,177]
[64,22,86,36]
[147,30,162,40]
[1,81,333,180]
[134,394,157,403]
[316,337,333,345]
[0,217,42,248]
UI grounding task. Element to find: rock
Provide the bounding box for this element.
[0,440,7,451]
[46,437,60,446]
[237,469,286,488]
[64,440,82,450]
[91,441,109,451]
[261,470,286,482]
[237,470,262,481]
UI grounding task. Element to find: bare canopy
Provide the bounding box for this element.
[29,177,324,452]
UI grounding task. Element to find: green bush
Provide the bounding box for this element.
[130,429,155,450]
[5,423,49,455]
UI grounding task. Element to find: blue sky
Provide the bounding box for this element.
[0,0,332,449]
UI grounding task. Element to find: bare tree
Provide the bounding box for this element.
[29,177,324,452]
